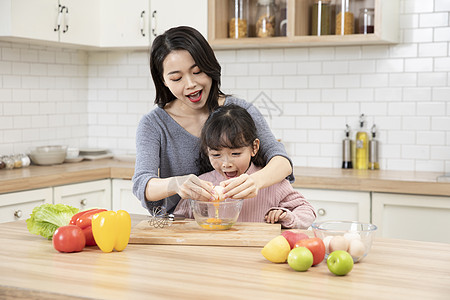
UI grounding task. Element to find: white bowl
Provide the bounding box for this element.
[66,147,80,159]
[29,145,67,165]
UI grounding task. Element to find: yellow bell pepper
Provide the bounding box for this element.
[92,210,131,253]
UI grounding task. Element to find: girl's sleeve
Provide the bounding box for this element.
[132,114,162,210]
[246,102,295,182]
[266,180,317,229]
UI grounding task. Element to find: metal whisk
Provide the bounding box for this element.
[147,206,184,228]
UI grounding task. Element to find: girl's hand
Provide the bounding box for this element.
[265,209,287,224]
[221,174,260,199]
[171,174,214,201]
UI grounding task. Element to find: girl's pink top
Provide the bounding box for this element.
[174,163,316,229]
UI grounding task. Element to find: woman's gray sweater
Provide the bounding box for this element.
[132,96,293,213]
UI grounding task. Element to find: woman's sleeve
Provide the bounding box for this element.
[246,102,295,182]
[132,114,161,209]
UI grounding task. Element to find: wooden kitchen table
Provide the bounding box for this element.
[1,217,449,300]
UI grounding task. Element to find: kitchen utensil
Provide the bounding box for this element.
[129,220,281,247]
[369,124,379,170]
[311,220,377,262]
[147,206,185,228]
[29,145,67,165]
[190,198,244,230]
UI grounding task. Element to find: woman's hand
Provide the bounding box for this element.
[220,173,261,199]
[265,209,287,224]
[171,174,214,201]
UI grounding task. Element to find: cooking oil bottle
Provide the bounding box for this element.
[369,124,379,170]
[355,114,369,169]
[342,124,353,169]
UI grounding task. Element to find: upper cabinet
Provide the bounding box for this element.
[99,0,149,48]
[208,0,399,50]
[0,0,99,47]
[149,0,208,42]
[0,0,208,49]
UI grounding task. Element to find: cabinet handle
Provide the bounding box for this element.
[151,10,157,37]
[54,4,64,32]
[14,210,23,219]
[62,6,69,33]
[317,208,326,216]
[140,10,146,37]
[80,199,87,206]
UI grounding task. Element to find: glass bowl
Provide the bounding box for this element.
[311,220,377,262]
[190,199,244,231]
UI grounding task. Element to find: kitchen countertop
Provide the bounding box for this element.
[0,216,449,299]
[0,158,449,196]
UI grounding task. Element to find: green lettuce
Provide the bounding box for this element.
[26,203,79,240]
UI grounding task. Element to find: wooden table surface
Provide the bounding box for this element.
[1,216,449,300]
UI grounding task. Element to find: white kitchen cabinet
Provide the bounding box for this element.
[0,188,52,223]
[0,0,100,47]
[149,0,208,42]
[53,179,111,210]
[297,188,371,223]
[99,0,149,48]
[372,192,450,243]
[112,179,149,215]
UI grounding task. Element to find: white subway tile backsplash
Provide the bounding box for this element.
[403,87,431,101]
[418,42,448,57]
[418,72,447,86]
[417,131,446,145]
[403,28,433,43]
[404,0,434,14]
[434,27,450,42]
[419,13,449,28]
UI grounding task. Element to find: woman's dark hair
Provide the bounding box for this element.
[150,26,225,112]
[197,104,265,174]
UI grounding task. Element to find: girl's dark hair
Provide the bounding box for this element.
[197,104,265,174]
[150,26,225,112]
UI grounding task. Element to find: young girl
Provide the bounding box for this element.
[174,104,316,229]
[132,26,293,214]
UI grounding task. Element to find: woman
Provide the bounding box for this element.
[132,26,293,213]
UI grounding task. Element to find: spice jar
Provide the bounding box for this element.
[256,0,276,38]
[312,0,334,36]
[229,0,249,38]
[335,0,354,35]
[358,8,374,34]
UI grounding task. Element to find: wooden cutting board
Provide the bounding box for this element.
[129,220,281,247]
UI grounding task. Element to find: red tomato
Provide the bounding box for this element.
[294,237,326,265]
[53,225,86,253]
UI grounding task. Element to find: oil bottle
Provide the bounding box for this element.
[355,114,369,169]
[342,124,353,169]
[369,124,379,170]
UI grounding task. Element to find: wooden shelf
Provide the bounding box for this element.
[208,0,399,49]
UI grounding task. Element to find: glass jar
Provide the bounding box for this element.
[3,156,15,170]
[277,0,287,36]
[311,0,334,36]
[335,0,354,35]
[358,8,374,34]
[229,0,249,39]
[256,0,276,38]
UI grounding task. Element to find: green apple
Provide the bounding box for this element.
[261,235,291,263]
[327,250,354,276]
[287,247,313,272]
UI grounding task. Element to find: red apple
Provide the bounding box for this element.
[294,237,326,265]
[281,230,309,249]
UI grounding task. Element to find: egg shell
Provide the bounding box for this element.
[213,186,225,201]
[348,239,366,258]
[329,236,349,252]
[344,232,361,242]
[323,236,333,253]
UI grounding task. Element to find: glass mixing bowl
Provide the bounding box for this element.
[190,199,244,230]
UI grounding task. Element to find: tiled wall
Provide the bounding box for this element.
[1,0,449,173]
